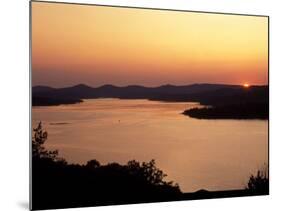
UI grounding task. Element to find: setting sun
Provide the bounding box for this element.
[243,83,250,88]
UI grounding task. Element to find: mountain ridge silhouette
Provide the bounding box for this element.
[32,83,268,107]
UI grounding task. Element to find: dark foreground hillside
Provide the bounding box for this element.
[31,123,269,210]
[33,158,182,210]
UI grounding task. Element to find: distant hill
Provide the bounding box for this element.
[32,85,56,93]
[32,83,268,106]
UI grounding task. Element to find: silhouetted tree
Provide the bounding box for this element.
[246,165,269,194]
[127,159,178,187]
[32,122,65,163]
[86,159,100,168]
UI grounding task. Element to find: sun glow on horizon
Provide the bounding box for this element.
[243,83,250,88]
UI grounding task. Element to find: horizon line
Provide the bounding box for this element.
[32,82,269,89]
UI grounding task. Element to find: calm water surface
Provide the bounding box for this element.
[32,99,268,192]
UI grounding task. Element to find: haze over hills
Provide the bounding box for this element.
[32,83,268,107]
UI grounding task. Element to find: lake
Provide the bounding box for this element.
[32,99,268,192]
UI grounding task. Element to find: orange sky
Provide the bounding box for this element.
[32,2,268,87]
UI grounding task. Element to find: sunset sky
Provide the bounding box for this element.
[32,2,268,88]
